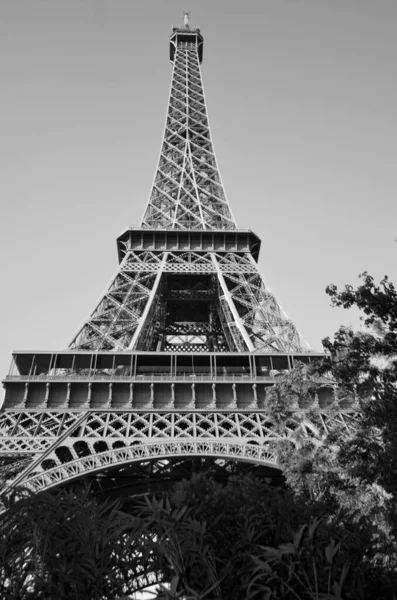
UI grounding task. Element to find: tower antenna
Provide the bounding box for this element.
[183,10,190,29]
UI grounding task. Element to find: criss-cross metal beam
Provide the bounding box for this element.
[141,30,236,231]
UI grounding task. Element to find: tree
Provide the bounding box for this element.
[140,472,313,598]
[0,484,155,600]
[314,274,397,517]
[262,273,397,573]
[1,469,396,599]
[320,273,396,396]
[323,273,397,498]
[139,471,397,599]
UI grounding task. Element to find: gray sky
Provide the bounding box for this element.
[1,0,396,378]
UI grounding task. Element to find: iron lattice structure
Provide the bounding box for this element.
[67,25,307,355]
[0,22,353,499]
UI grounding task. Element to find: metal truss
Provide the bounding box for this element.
[23,441,277,493]
[66,28,311,354]
[0,409,360,495]
[69,252,163,351]
[213,254,308,352]
[69,251,310,352]
[141,41,235,230]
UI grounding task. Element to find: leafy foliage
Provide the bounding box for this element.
[141,472,314,598]
[322,273,397,510]
[264,273,397,577]
[0,484,152,599]
[1,473,396,599]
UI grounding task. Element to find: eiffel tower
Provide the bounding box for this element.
[1,16,332,497]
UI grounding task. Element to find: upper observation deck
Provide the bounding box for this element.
[170,26,204,63]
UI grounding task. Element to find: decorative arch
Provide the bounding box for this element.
[23,439,279,493]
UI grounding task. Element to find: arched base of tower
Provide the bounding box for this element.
[18,439,282,495]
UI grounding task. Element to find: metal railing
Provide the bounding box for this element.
[5,373,276,383]
[121,224,248,232]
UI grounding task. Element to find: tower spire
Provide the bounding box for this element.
[141,23,234,230]
[183,11,190,28]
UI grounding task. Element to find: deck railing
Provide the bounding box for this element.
[5,373,276,383]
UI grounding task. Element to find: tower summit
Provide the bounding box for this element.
[0,20,323,500]
[169,12,204,64]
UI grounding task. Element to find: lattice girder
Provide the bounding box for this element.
[68,250,309,353]
[141,39,235,231]
[0,409,360,494]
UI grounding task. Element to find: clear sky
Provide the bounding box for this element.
[1,0,396,379]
